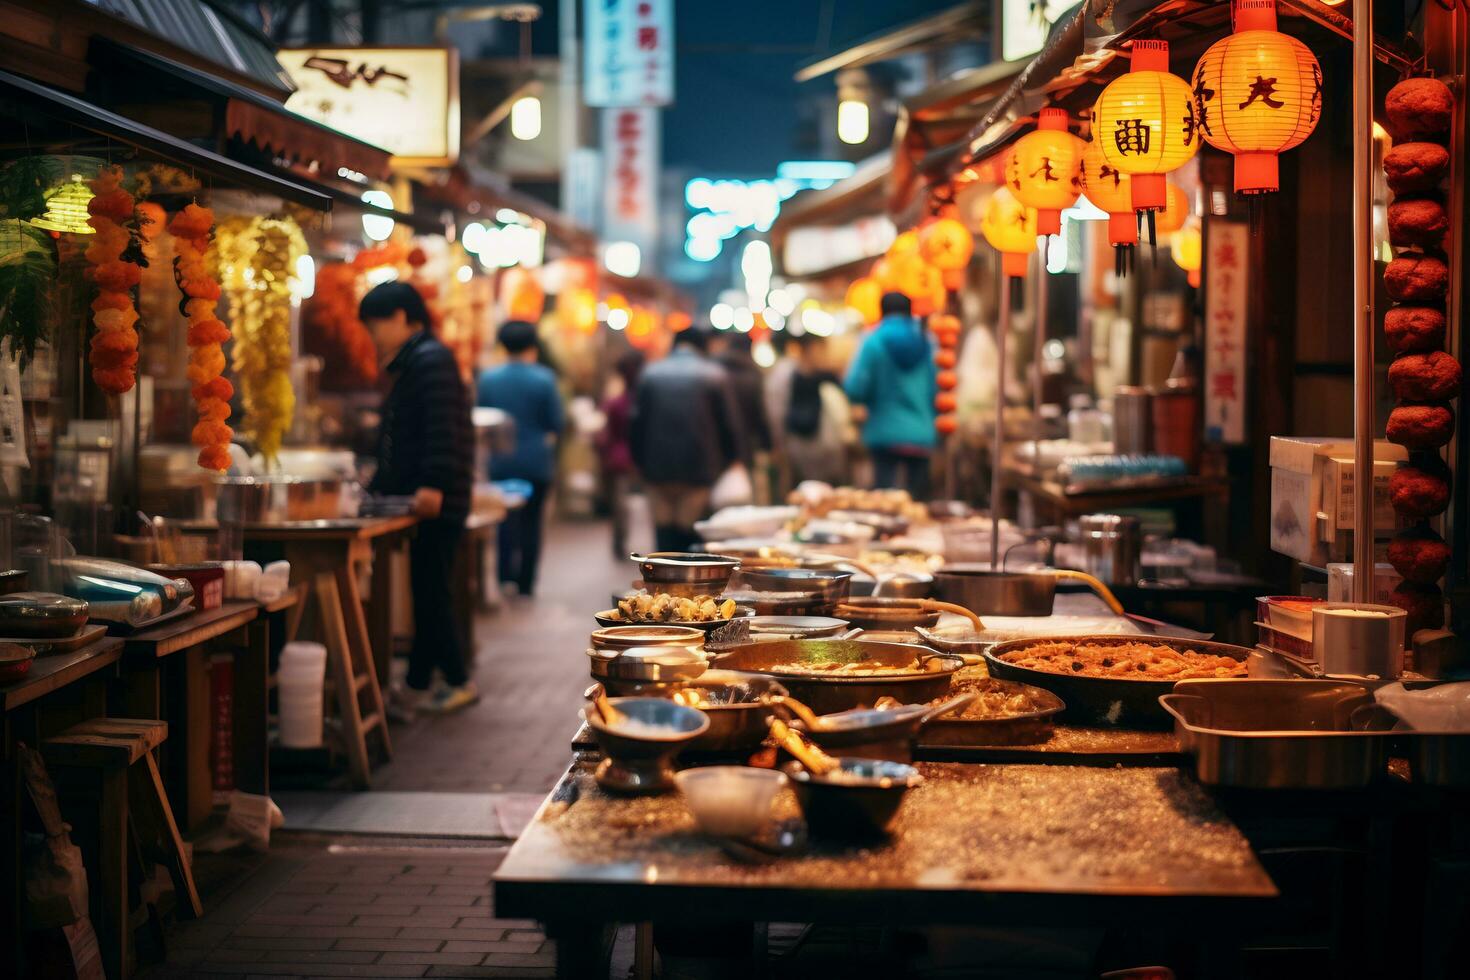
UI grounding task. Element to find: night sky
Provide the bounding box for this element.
[664,0,960,173]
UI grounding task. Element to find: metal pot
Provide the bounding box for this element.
[630,553,741,594]
[931,564,1125,618]
[215,476,346,523]
[1076,514,1142,586]
[1112,386,1152,455]
[710,639,965,714]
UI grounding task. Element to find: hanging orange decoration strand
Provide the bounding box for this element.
[168,203,234,472]
[85,165,142,394]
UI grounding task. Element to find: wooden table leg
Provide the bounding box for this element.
[369,536,397,691]
[336,564,392,761]
[160,646,215,832]
[97,765,130,980]
[234,619,270,797]
[315,571,372,789]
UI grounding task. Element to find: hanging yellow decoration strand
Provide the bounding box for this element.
[168,203,233,472]
[217,215,306,463]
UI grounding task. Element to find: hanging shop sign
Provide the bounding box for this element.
[999,0,1076,62]
[278,46,460,167]
[585,0,674,108]
[782,216,897,278]
[601,107,661,257]
[1204,221,1248,444]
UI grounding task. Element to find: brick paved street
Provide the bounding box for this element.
[140,516,636,979]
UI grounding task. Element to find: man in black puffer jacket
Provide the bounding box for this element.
[361,282,476,717]
[631,327,744,551]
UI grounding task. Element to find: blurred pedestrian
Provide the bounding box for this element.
[631,327,744,552]
[477,320,565,597]
[710,331,771,470]
[596,350,644,558]
[845,292,937,498]
[779,333,851,487]
[361,282,477,716]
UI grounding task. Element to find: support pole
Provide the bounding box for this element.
[991,275,1012,571]
[1034,238,1049,459]
[1351,0,1376,602]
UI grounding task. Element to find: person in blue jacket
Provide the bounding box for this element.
[477,320,565,596]
[844,291,937,498]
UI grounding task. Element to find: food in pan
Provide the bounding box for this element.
[1384,254,1449,303]
[1388,527,1451,584]
[1388,581,1445,635]
[1385,306,1447,354]
[1389,351,1462,402]
[997,640,1246,680]
[1385,77,1454,137]
[1387,197,1448,248]
[1390,460,1452,519]
[876,677,1053,720]
[1384,143,1450,195]
[859,549,945,574]
[763,657,944,677]
[1386,403,1455,450]
[611,592,737,624]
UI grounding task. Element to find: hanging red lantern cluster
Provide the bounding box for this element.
[1380,74,1460,637]
[1190,0,1323,195]
[931,313,962,435]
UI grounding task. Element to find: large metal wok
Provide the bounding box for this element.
[984,635,1252,730]
[710,638,965,714]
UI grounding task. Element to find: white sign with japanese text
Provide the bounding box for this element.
[279,47,459,166]
[584,0,674,108]
[1204,221,1248,445]
[601,107,661,255]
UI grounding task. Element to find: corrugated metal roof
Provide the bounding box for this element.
[81,0,294,96]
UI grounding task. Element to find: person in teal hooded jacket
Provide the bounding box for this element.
[844,292,938,498]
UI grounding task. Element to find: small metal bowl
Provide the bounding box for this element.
[584,698,710,795]
[783,757,922,842]
[0,593,90,639]
[590,624,706,653]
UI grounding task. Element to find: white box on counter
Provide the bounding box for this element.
[1327,562,1403,605]
[1268,436,1406,565]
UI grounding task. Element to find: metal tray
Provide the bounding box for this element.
[985,635,1252,730]
[1160,679,1391,790]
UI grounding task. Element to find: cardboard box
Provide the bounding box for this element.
[1269,437,1407,565]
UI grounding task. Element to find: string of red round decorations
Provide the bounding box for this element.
[168,203,234,472]
[85,165,141,394]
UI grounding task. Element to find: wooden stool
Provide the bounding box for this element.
[42,719,201,980]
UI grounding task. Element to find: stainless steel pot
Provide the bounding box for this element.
[1076,514,1141,586]
[630,552,741,594]
[931,565,1125,618]
[215,476,346,523]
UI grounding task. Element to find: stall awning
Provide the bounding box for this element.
[0,69,332,210]
[769,154,895,279]
[794,3,991,82]
[83,0,294,96]
[90,40,394,182]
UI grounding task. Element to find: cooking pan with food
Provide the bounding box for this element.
[984,635,1252,730]
[833,597,982,632]
[710,638,965,714]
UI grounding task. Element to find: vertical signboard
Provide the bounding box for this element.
[1204,221,1249,444]
[584,0,674,107]
[601,107,660,255]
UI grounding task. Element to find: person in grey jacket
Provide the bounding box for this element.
[630,328,744,552]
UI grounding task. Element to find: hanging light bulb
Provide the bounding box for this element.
[30,175,96,234]
[510,95,542,141]
[837,100,869,144]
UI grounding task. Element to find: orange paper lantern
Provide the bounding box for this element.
[1171,221,1203,287]
[899,261,944,305]
[935,415,958,436]
[919,218,974,270]
[503,268,545,321]
[667,310,693,333]
[980,186,1037,279]
[889,228,921,258]
[1191,0,1322,194]
[845,277,884,325]
[1005,108,1084,236]
[558,286,598,334]
[1080,139,1138,247]
[1155,183,1190,235]
[1094,40,1201,212]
